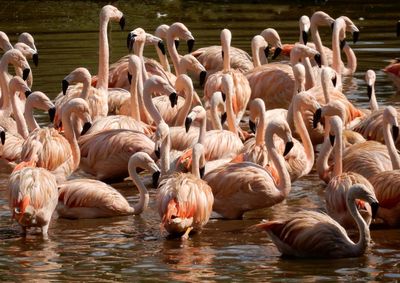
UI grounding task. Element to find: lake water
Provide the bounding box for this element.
[0,0,400,281]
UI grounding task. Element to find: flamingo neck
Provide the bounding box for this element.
[198,113,207,145]
[251,42,264,67]
[310,23,328,67]
[62,110,80,171]
[129,63,141,121]
[255,110,266,146]
[166,34,181,76]
[15,67,33,89]
[333,122,343,177]
[369,85,378,112]
[157,46,171,72]
[80,78,91,100]
[322,74,331,104]
[383,122,400,170]
[265,134,291,197]
[316,135,334,183]
[0,58,12,112]
[342,44,357,75]
[24,100,40,133]
[138,64,152,124]
[161,133,171,176]
[174,86,193,127]
[347,190,370,256]
[303,58,316,90]
[210,105,223,130]
[226,89,238,135]
[143,85,163,125]
[191,149,201,179]
[134,42,149,82]
[129,164,150,215]
[96,17,109,90]
[223,41,231,73]
[293,106,314,173]
[331,21,343,88]
[10,91,29,139]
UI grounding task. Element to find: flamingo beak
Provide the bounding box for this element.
[332,75,337,87]
[199,71,207,87]
[220,112,227,126]
[33,53,39,67]
[314,54,322,68]
[249,119,256,134]
[352,31,359,44]
[81,122,92,136]
[313,108,322,129]
[264,46,270,58]
[331,22,335,30]
[199,166,205,179]
[185,117,192,133]
[272,47,282,60]
[155,146,161,159]
[119,16,126,31]
[158,41,166,55]
[329,134,335,147]
[221,92,226,102]
[221,50,224,59]
[392,125,399,141]
[127,33,136,52]
[62,79,69,95]
[152,171,160,187]
[283,141,294,156]
[174,39,180,49]
[48,107,56,123]
[371,201,379,219]
[0,131,5,145]
[169,92,178,108]
[340,40,346,51]
[22,68,30,81]
[302,31,308,45]
[25,90,32,98]
[127,72,132,84]
[367,85,372,100]
[187,39,195,53]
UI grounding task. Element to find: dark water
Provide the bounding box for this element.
[0,0,400,281]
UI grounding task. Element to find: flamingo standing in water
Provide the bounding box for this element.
[57,152,160,219]
[204,119,294,219]
[157,143,214,239]
[256,183,379,258]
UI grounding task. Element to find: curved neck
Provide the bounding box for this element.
[166,34,180,76]
[293,103,314,173]
[347,192,370,256]
[96,16,109,90]
[11,91,29,138]
[383,121,400,170]
[160,134,171,176]
[342,44,357,75]
[265,134,291,197]
[129,164,149,214]
[24,100,40,133]
[80,78,91,100]
[310,23,328,67]
[174,86,193,127]
[62,110,80,171]
[316,135,333,183]
[143,86,163,125]
[15,67,33,88]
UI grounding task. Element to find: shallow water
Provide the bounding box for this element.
[0,0,400,281]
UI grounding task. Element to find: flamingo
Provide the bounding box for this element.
[57,152,160,219]
[203,29,251,123]
[385,21,400,89]
[204,119,294,219]
[8,160,58,238]
[157,143,214,238]
[319,116,377,229]
[256,183,379,258]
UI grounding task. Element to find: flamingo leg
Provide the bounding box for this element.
[181,226,193,240]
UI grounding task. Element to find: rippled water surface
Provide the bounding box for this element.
[0,0,400,281]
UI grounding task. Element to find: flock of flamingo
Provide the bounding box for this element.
[1,4,400,259]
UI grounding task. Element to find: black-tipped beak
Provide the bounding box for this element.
[352,31,359,44]
[199,71,207,87]
[185,117,192,133]
[127,72,132,85]
[155,147,161,159]
[332,75,337,87]
[329,134,335,147]
[158,40,166,55]
[187,39,195,53]
[314,54,322,68]
[24,90,32,98]
[367,85,372,100]
[283,141,294,156]
[32,53,39,67]
[119,16,126,31]
[221,112,227,126]
[264,46,270,58]
[392,125,399,141]
[127,33,136,52]
[249,119,256,134]
[48,107,56,123]
[340,40,346,51]
[80,122,92,136]
[199,166,205,179]
[152,171,160,187]
[313,108,322,129]
[221,92,226,102]
[371,201,379,219]
[272,47,282,60]
[169,92,178,108]
[397,21,400,37]
[62,79,69,95]
[22,68,30,81]
[331,22,334,31]
[174,39,180,49]
[0,131,5,145]
[302,31,308,45]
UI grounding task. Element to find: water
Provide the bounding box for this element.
[0,0,400,281]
